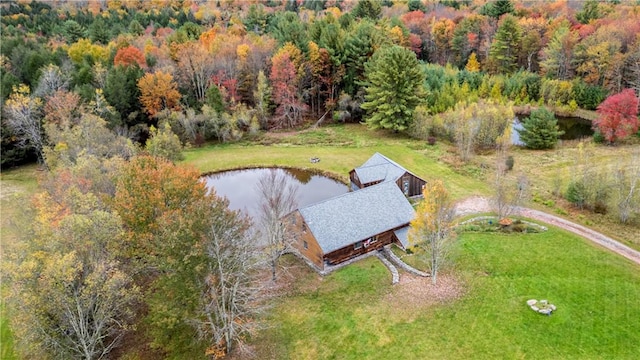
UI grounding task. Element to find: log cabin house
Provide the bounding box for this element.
[349,152,426,197]
[287,154,427,272]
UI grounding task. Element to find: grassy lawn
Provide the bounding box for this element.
[254,227,640,359]
[183,124,490,200]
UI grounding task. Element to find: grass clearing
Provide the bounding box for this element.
[184,124,490,199]
[255,228,640,359]
[477,141,640,249]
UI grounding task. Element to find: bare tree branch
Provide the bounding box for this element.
[256,169,298,281]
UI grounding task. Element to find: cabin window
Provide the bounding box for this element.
[303,241,308,249]
[403,178,410,196]
[302,223,307,233]
[354,241,363,250]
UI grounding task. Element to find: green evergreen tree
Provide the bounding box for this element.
[482,0,514,19]
[104,65,144,126]
[89,17,109,44]
[408,0,426,12]
[63,20,84,43]
[540,25,578,80]
[576,0,601,24]
[352,0,382,20]
[361,45,425,132]
[488,15,521,74]
[343,20,388,95]
[517,107,564,149]
[128,19,144,35]
[269,12,309,52]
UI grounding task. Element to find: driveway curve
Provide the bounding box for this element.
[454,197,640,266]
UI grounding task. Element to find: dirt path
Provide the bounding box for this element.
[454,197,640,266]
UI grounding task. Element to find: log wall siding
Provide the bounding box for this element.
[350,170,425,197]
[349,170,362,190]
[324,228,404,265]
[395,172,426,197]
[288,211,325,270]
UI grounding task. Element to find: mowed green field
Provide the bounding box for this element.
[183,124,491,199]
[253,228,640,360]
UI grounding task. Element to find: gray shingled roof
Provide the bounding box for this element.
[354,153,414,185]
[393,227,410,249]
[299,181,415,254]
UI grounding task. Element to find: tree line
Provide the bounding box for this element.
[3,0,640,168]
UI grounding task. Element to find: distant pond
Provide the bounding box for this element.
[203,168,348,220]
[512,115,594,146]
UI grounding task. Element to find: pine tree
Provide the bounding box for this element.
[465,52,481,72]
[576,0,601,24]
[488,15,521,74]
[517,107,564,149]
[361,45,425,132]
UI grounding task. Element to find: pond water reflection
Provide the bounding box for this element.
[512,115,594,145]
[203,168,348,220]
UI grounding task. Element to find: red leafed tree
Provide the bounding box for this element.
[595,89,639,143]
[114,46,147,69]
[408,33,422,57]
[269,50,306,128]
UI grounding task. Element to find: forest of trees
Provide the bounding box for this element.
[2,0,640,168]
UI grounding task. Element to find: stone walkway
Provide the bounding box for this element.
[382,246,430,278]
[375,252,399,284]
[454,197,640,266]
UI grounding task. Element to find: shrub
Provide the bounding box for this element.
[505,155,514,171]
[566,181,588,209]
[592,130,605,143]
[572,80,608,110]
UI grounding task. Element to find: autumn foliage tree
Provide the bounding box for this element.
[114,45,147,69]
[137,71,181,117]
[3,84,45,165]
[408,179,456,285]
[112,156,263,357]
[5,165,139,360]
[594,89,639,144]
[269,47,306,128]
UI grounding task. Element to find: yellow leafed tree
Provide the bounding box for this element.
[137,71,181,117]
[408,179,456,284]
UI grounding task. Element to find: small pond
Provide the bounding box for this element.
[203,167,348,220]
[512,115,594,145]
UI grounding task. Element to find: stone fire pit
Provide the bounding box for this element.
[527,299,556,315]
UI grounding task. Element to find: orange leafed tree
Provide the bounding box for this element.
[114,45,147,69]
[137,71,181,117]
[44,89,81,126]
